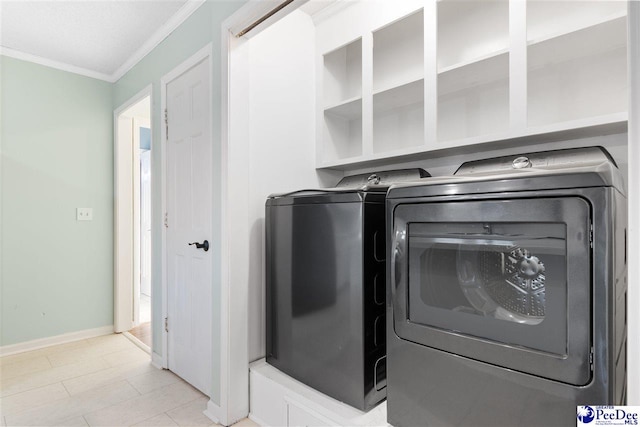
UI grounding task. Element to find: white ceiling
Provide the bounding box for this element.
[298,0,335,17]
[0,0,337,82]
[0,0,196,81]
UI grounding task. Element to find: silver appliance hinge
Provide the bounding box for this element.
[164,108,169,140]
[164,212,169,228]
[165,317,169,333]
[589,347,594,370]
[590,223,594,248]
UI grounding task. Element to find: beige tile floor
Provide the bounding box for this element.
[0,334,259,427]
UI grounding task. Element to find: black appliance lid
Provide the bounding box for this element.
[454,146,618,176]
[267,168,430,202]
[387,146,625,199]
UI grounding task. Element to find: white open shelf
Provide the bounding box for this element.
[527,0,627,46]
[528,15,627,127]
[438,80,509,143]
[373,79,424,153]
[322,37,363,162]
[438,52,509,96]
[436,0,509,143]
[323,104,362,161]
[437,0,509,71]
[324,96,362,120]
[373,9,424,93]
[373,78,424,113]
[371,9,425,154]
[528,16,627,67]
[438,52,509,142]
[438,47,509,74]
[323,38,362,108]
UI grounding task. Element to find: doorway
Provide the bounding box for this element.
[130,100,152,348]
[114,89,152,352]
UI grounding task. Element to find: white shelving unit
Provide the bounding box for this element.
[322,38,363,161]
[527,5,628,127]
[373,78,424,153]
[314,0,628,169]
[372,9,424,154]
[437,0,509,70]
[526,0,627,45]
[373,9,424,93]
[323,39,362,107]
[437,0,509,143]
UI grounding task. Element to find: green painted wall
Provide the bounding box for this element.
[0,56,114,345]
[113,0,247,404]
[0,0,245,404]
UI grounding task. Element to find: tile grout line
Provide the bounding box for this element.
[1,337,133,370]
[74,383,142,427]
[1,338,95,365]
[164,393,210,425]
[50,345,144,369]
[61,359,154,398]
[124,378,143,396]
[59,380,72,397]
[44,354,54,369]
[164,410,182,426]
[57,363,113,384]
[0,363,54,383]
[1,383,72,423]
[0,360,119,398]
[0,382,72,416]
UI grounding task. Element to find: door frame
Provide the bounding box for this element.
[206,2,310,425]
[159,43,214,370]
[113,85,152,335]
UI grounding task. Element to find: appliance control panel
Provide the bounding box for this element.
[455,146,614,176]
[337,168,430,188]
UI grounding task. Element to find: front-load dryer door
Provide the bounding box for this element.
[391,197,591,385]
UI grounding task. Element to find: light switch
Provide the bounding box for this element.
[77,208,93,221]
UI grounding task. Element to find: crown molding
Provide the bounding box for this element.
[111,0,207,82]
[0,46,114,82]
[0,0,207,84]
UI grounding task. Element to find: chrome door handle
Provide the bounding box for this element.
[188,240,209,251]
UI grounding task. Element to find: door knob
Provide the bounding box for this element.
[188,240,209,251]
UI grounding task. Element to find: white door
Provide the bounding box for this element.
[166,58,212,396]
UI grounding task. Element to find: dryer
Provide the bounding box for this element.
[385,147,627,426]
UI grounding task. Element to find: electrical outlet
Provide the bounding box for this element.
[77,208,93,221]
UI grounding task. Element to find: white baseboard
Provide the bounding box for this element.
[248,413,267,426]
[151,352,164,370]
[205,398,247,426]
[0,325,114,357]
[204,400,223,425]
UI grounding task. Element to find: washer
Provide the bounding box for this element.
[385,147,627,426]
[265,168,429,411]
